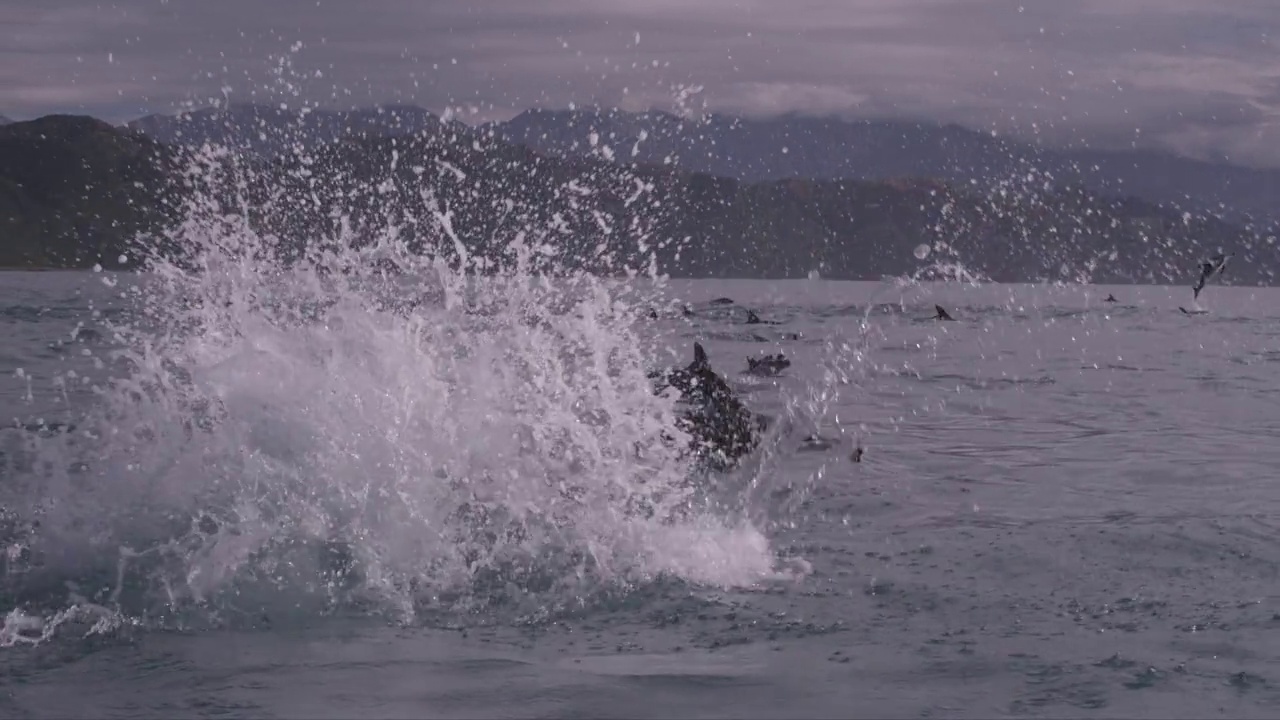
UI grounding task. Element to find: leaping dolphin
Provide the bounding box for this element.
[650,343,764,470]
[1193,253,1233,300]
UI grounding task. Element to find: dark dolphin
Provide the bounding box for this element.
[650,342,763,470]
[798,434,834,452]
[745,353,791,377]
[14,421,76,435]
[1103,294,1118,303]
[1193,253,1233,299]
[744,309,782,325]
[933,304,954,321]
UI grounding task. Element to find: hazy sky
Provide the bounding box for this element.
[3,0,1279,165]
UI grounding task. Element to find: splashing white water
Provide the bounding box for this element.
[0,121,801,646]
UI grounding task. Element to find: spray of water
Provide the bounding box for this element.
[0,104,813,648]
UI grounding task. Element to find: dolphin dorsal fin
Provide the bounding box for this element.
[692,342,709,368]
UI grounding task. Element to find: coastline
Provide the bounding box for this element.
[0,265,1255,289]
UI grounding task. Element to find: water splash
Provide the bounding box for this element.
[0,115,800,646]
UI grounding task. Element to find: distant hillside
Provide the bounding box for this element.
[244,131,1266,284]
[128,104,460,158]
[129,104,1280,223]
[489,109,1280,224]
[0,113,1272,286]
[0,115,180,269]
[0,115,11,126]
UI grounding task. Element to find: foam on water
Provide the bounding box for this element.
[0,131,811,647]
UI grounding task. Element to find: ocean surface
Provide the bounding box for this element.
[2,269,1280,719]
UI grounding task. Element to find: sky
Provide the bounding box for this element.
[3,0,1279,166]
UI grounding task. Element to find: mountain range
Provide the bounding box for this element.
[129,104,1280,224]
[128,104,455,158]
[0,107,1274,286]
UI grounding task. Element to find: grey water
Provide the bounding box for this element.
[3,269,1280,719]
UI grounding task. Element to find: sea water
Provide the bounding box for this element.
[4,266,1280,717]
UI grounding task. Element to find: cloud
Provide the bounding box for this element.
[1,0,1278,165]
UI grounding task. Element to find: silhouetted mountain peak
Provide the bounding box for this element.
[0,115,179,269]
[9,114,121,137]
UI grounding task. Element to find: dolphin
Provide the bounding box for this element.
[650,342,764,470]
[15,421,76,435]
[744,309,782,325]
[933,304,954,321]
[745,353,791,377]
[1193,253,1233,299]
